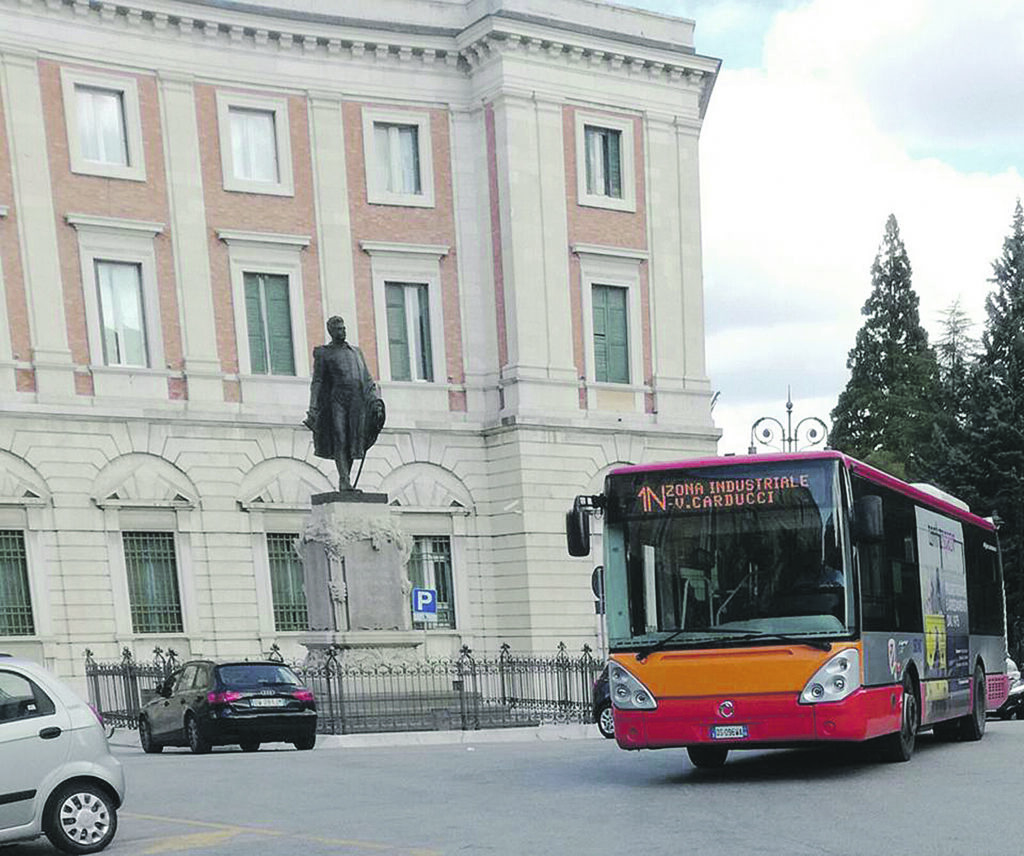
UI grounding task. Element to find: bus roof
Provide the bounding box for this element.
[609,450,996,533]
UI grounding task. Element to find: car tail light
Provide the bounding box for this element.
[88,704,104,725]
[292,689,314,702]
[207,690,243,704]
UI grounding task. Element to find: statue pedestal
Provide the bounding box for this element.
[299,491,422,665]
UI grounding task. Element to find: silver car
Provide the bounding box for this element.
[0,656,125,854]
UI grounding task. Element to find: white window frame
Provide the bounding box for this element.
[362,241,447,389]
[103,506,198,641]
[220,231,310,402]
[575,245,647,411]
[361,108,435,208]
[574,111,636,213]
[67,214,167,399]
[216,91,294,197]
[60,68,146,182]
[0,507,49,643]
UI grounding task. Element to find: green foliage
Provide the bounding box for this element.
[830,214,939,479]
[964,201,1024,645]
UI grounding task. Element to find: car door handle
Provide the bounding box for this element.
[39,727,62,740]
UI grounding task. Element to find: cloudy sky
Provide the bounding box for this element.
[619,0,1024,453]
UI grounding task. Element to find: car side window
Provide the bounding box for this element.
[0,671,56,723]
[192,665,211,689]
[174,665,197,693]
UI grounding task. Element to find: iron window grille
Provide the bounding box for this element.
[123,532,183,634]
[267,533,308,631]
[409,535,454,629]
[0,530,34,636]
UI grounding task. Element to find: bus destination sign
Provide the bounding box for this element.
[635,474,812,514]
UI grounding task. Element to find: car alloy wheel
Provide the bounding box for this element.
[597,704,615,739]
[187,716,211,754]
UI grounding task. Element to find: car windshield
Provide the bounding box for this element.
[604,459,853,649]
[216,664,301,688]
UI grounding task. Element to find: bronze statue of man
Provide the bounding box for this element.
[304,316,385,491]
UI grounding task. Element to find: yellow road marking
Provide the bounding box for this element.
[122,811,441,855]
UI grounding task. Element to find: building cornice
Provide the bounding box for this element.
[0,0,718,111]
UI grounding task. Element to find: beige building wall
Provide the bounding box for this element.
[0,0,721,683]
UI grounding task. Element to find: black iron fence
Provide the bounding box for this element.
[84,646,180,729]
[84,643,602,734]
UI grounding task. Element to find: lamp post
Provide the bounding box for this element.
[748,387,829,454]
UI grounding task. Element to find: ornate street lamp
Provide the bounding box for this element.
[748,387,829,454]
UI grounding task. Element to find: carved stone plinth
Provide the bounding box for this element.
[298,491,422,665]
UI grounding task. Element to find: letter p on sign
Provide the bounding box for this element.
[412,587,437,622]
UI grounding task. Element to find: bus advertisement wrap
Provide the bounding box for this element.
[916,507,971,719]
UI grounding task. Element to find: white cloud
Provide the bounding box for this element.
[699,0,1024,455]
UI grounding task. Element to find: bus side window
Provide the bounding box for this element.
[967,530,1004,636]
[854,477,923,633]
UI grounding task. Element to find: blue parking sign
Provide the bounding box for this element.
[412,587,437,622]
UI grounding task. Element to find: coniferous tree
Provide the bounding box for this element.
[965,201,1024,645]
[830,214,939,479]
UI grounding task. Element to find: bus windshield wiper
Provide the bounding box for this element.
[636,627,831,661]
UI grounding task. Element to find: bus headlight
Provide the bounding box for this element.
[799,649,861,704]
[609,663,657,711]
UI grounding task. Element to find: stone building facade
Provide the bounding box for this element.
[0,0,720,680]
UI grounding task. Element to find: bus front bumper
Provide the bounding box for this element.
[614,685,902,750]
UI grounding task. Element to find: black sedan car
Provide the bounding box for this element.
[592,664,614,739]
[139,660,317,754]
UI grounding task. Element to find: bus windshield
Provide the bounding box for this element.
[603,459,853,650]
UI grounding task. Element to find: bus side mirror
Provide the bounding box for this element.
[566,499,592,557]
[852,495,884,543]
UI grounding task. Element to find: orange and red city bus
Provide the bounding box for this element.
[567,450,1009,765]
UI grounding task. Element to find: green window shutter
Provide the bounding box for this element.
[592,284,608,382]
[263,275,295,376]
[415,284,433,381]
[244,274,268,375]
[593,285,629,384]
[386,284,412,381]
[605,129,622,199]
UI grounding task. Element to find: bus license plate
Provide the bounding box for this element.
[711,725,747,740]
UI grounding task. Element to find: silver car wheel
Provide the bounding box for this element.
[58,790,112,847]
[598,705,615,739]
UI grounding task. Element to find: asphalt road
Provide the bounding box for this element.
[9,722,1024,856]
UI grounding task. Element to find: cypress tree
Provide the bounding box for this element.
[830,214,939,479]
[965,201,1024,644]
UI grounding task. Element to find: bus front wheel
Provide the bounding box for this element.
[687,746,728,769]
[879,675,918,763]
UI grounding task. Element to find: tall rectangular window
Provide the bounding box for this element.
[374,123,421,196]
[592,284,629,384]
[229,107,279,183]
[267,533,308,632]
[0,531,34,637]
[244,273,295,376]
[409,536,455,629]
[96,260,148,368]
[75,85,129,167]
[584,126,622,199]
[123,532,183,634]
[385,282,433,382]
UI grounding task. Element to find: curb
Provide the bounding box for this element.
[110,723,601,750]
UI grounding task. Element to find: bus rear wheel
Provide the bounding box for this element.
[687,746,728,769]
[958,665,986,742]
[880,675,918,763]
